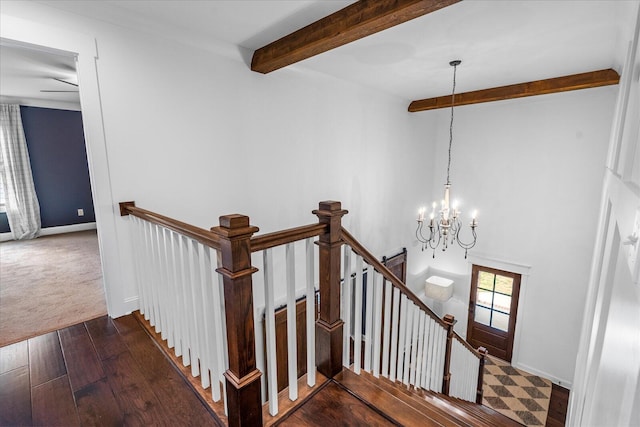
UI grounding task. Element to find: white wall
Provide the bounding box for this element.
[411,87,615,386]
[0,2,435,316]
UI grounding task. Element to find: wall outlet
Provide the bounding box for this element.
[77,208,84,217]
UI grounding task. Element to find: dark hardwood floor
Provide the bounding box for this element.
[1,312,571,427]
[546,383,570,427]
[0,315,223,426]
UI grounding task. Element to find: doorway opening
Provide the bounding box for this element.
[466,264,521,362]
[0,40,107,346]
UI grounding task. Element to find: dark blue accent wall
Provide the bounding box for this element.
[0,106,94,233]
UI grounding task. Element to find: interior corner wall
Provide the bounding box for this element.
[0,105,94,233]
[0,2,437,317]
[413,87,616,386]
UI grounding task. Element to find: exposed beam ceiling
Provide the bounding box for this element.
[251,0,460,74]
[408,69,620,112]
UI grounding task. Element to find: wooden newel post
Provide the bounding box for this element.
[211,214,262,427]
[476,346,488,404]
[442,314,457,395]
[313,201,348,378]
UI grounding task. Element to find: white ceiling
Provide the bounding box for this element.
[1,0,634,106]
[0,42,79,108]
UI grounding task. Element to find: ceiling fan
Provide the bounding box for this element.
[40,77,79,93]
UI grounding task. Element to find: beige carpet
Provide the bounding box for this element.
[483,355,552,426]
[0,230,107,347]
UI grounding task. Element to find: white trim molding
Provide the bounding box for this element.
[467,252,532,276]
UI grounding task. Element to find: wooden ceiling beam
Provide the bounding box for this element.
[408,68,620,112]
[251,0,461,74]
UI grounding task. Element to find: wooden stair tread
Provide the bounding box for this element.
[340,368,522,427]
[336,369,471,426]
[357,372,481,427]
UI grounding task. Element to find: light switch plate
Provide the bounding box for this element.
[77,208,84,217]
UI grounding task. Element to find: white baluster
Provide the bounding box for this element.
[285,243,298,400]
[389,287,400,383]
[396,294,407,382]
[132,217,147,319]
[342,248,353,368]
[263,249,278,415]
[305,238,316,387]
[363,266,375,373]
[142,221,156,326]
[215,250,229,410]
[165,229,180,354]
[371,272,383,378]
[425,319,435,390]
[402,301,413,385]
[158,227,171,345]
[353,255,364,375]
[381,280,392,379]
[180,235,197,375]
[151,224,165,336]
[199,244,214,390]
[414,311,426,387]
[409,304,420,386]
[169,231,183,358]
[177,234,191,367]
[211,248,226,401]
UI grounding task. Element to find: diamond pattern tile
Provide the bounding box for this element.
[482,356,551,426]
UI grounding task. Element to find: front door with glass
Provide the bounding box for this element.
[466,265,521,362]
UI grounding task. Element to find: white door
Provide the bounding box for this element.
[568,5,640,426]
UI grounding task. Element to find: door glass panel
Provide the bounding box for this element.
[476,289,494,308]
[495,275,513,295]
[493,293,512,314]
[491,311,509,332]
[478,271,495,291]
[475,305,491,326]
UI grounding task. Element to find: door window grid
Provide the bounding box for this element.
[475,271,513,332]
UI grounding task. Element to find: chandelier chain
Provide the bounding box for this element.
[446,62,458,186]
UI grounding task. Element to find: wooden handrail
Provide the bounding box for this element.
[250,223,327,252]
[119,202,222,250]
[340,227,447,328]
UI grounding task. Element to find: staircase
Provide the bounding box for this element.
[334,369,521,426]
[120,200,515,426]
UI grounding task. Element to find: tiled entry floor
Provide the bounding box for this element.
[483,356,552,426]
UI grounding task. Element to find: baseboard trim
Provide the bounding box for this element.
[0,222,97,242]
[513,361,573,389]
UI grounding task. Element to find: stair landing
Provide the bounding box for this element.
[273,368,522,426]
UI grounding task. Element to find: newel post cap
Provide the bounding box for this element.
[211,214,259,238]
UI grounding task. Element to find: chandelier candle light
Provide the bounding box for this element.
[416,60,478,258]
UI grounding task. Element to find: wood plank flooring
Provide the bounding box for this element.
[0,315,223,426]
[1,312,572,426]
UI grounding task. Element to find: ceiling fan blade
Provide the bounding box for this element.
[40,90,79,93]
[52,77,78,87]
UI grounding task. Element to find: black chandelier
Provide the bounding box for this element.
[416,60,478,259]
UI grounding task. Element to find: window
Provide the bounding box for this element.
[472,266,518,332]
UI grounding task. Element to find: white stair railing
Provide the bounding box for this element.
[449,336,481,402]
[340,229,486,403]
[253,236,319,416]
[341,246,448,393]
[130,215,228,405]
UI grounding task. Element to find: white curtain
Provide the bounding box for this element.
[0,105,41,240]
